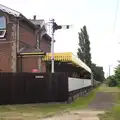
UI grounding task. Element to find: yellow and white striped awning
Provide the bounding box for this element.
[43,52,91,73]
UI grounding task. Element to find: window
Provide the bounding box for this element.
[0,16,6,29]
[0,16,6,38]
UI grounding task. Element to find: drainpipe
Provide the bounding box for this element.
[16,19,20,72]
[20,55,22,72]
[16,19,20,53]
[35,27,44,72]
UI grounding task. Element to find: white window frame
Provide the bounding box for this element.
[0,30,6,39]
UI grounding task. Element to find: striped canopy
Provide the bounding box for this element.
[43,52,91,73]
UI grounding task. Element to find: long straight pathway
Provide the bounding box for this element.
[41,86,118,120]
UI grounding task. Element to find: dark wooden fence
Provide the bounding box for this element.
[0,72,68,105]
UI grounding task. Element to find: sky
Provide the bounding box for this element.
[1,0,120,77]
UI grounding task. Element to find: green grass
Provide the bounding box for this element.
[98,85,120,120]
[0,88,98,120]
[97,84,120,92]
[68,88,98,110]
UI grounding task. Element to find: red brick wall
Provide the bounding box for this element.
[0,12,50,72]
[0,43,12,72]
[21,57,38,72]
[0,13,17,72]
[19,21,36,47]
[0,20,13,72]
[41,61,46,72]
[20,56,46,73]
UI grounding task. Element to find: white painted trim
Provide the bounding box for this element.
[72,54,91,73]
[18,55,44,58]
[0,4,21,17]
[0,40,15,43]
[0,30,6,38]
[68,77,91,92]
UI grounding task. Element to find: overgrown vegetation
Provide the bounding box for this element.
[106,61,120,87]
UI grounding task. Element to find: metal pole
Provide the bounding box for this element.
[51,19,55,73]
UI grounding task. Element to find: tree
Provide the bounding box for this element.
[113,61,120,86]
[106,61,120,87]
[77,25,105,82]
[91,63,105,82]
[106,75,118,87]
[77,25,91,68]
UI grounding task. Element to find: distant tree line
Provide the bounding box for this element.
[106,61,120,87]
[77,25,105,82]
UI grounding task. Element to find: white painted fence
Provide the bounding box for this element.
[68,77,92,92]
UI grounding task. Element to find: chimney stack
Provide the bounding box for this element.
[33,15,36,20]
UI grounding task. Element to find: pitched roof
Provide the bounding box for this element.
[30,19,52,42]
[0,4,38,28]
[19,47,45,56]
[30,19,47,33]
[19,41,43,53]
[42,33,52,42]
[0,4,52,42]
[30,19,45,28]
[0,4,21,17]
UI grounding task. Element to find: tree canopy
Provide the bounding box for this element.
[106,61,120,87]
[77,25,91,68]
[77,25,105,82]
[91,63,105,82]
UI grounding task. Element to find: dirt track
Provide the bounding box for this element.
[40,110,105,120]
[88,92,115,110]
[40,91,115,120]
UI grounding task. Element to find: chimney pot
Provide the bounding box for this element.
[33,15,36,20]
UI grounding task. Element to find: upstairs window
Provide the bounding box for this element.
[0,16,6,29]
[0,16,6,38]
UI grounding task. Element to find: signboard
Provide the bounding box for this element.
[35,76,44,79]
[32,69,39,73]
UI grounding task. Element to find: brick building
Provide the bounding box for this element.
[0,4,51,72]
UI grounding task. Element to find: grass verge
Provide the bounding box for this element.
[97,84,120,92]
[98,86,120,120]
[0,88,98,120]
[67,88,98,110]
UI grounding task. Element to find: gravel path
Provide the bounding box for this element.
[88,92,115,110]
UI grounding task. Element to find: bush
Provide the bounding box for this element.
[106,75,120,87]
